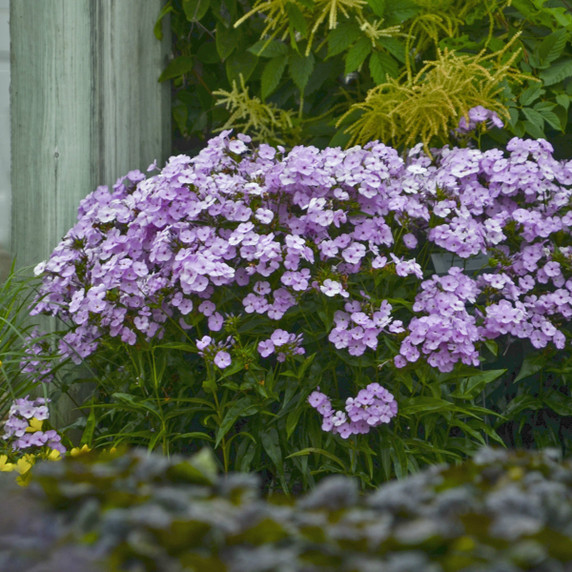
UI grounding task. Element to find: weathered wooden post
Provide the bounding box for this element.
[10,0,171,427]
[11,0,171,270]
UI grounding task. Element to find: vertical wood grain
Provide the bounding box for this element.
[10,0,170,428]
[10,0,170,272]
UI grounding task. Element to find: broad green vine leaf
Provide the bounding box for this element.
[519,84,544,106]
[289,51,315,93]
[216,22,241,60]
[383,0,420,26]
[285,2,308,38]
[377,36,406,63]
[158,55,194,82]
[540,60,572,86]
[225,51,258,84]
[183,0,211,22]
[345,36,372,75]
[369,50,399,83]
[556,93,570,110]
[249,39,289,58]
[154,3,174,41]
[327,22,362,58]
[366,0,385,18]
[522,107,546,137]
[262,55,287,100]
[534,101,562,130]
[536,29,570,67]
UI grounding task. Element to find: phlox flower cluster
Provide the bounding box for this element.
[196,335,235,369]
[28,123,572,437]
[328,299,404,356]
[308,383,397,439]
[257,329,305,362]
[455,105,504,134]
[2,396,66,455]
[395,267,480,373]
[19,329,55,383]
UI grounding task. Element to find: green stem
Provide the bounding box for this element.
[150,348,169,456]
[207,364,229,472]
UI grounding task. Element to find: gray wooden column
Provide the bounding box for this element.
[10,0,171,272]
[9,0,171,432]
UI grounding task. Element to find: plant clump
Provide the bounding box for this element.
[22,126,572,485]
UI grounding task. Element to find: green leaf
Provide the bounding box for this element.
[543,392,572,416]
[261,427,282,468]
[296,353,316,381]
[504,394,544,418]
[154,3,174,41]
[484,340,498,358]
[215,397,259,448]
[519,85,544,106]
[81,408,97,446]
[366,0,385,17]
[285,2,308,38]
[225,51,258,84]
[111,393,161,418]
[286,407,304,439]
[249,39,289,58]
[556,93,570,110]
[196,42,221,64]
[400,396,462,415]
[522,107,546,138]
[537,108,563,130]
[183,0,211,21]
[158,55,194,82]
[376,36,406,63]
[286,447,346,470]
[216,23,241,60]
[345,36,372,75]
[536,29,570,67]
[327,22,362,58]
[539,59,572,86]
[261,55,288,99]
[383,0,420,26]
[369,50,399,83]
[514,353,545,383]
[288,51,315,92]
[450,369,507,400]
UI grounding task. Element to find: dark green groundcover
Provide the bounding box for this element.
[1,447,572,572]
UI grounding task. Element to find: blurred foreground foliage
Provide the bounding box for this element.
[1,446,572,571]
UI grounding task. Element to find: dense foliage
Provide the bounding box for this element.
[157,0,572,155]
[1,446,572,571]
[18,126,571,490]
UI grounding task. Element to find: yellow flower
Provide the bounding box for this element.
[70,444,92,457]
[25,418,44,433]
[15,455,34,475]
[47,449,62,461]
[0,454,15,472]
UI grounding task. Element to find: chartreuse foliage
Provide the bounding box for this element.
[156,0,572,153]
[1,446,572,571]
[338,41,523,152]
